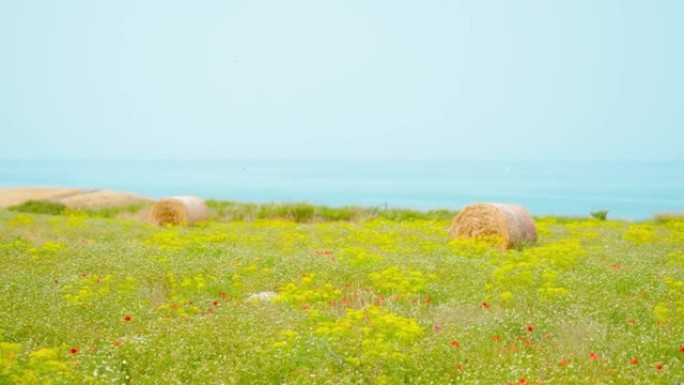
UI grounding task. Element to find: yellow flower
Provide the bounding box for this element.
[29,348,59,360]
[500,291,514,302]
[0,342,22,353]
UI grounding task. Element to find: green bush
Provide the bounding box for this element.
[8,200,67,215]
[590,210,609,221]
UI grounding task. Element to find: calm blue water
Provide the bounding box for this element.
[1,159,683,220]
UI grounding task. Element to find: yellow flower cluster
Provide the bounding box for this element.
[27,241,65,259]
[654,277,684,323]
[339,247,384,268]
[145,228,231,250]
[622,224,658,245]
[663,219,684,244]
[667,252,684,268]
[271,329,299,349]
[165,272,219,300]
[0,238,29,252]
[564,219,603,238]
[448,236,505,258]
[7,214,34,227]
[368,266,429,296]
[315,305,423,365]
[0,343,72,384]
[534,217,558,237]
[156,272,224,318]
[487,240,583,303]
[274,274,342,306]
[63,275,137,305]
[64,210,88,229]
[230,262,272,294]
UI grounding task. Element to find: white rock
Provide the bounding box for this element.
[247,291,279,302]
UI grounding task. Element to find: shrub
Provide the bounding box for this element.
[590,210,608,221]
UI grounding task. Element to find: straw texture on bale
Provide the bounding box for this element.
[151,196,208,226]
[448,203,537,249]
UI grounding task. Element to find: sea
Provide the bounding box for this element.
[1,158,683,220]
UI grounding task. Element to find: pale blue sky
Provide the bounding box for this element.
[1,1,682,160]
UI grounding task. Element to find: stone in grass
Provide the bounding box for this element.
[247,291,279,303]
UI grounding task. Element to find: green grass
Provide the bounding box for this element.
[84,202,151,219]
[205,200,457,223]
[8,200,68,216]
[7,200,456,223]
[1,208,683,384]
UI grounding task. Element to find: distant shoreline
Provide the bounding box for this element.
[2,159,683,220]
[0,187,153,210]
[2,186,683,222]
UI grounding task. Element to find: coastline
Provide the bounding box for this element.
[2,186,682,222]
[2,159,684,220]
[0,187,153,210]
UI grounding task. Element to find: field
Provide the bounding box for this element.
[1,206,683,384]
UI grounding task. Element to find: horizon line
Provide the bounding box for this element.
[1,156,683,162]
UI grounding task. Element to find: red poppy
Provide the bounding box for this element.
[526,326,533,332]
[492,334,501,342]
[450,340,461,349]
[589,352,598,361]
[123,315,132,322]
[115,339,123,347]
[679,346,684,354]
[70,347,78,355]
[655,363,663,371]
[518,379,527,385]
[481,301,491,309]
[558,358,568,367]
[212,300,219,307]
[524,339,531,347]
[630,357,638,365]
[53,279,59,285]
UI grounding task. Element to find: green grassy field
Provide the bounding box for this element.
[1,206,683,384]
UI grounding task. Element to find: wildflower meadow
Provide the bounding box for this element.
[1,207,683,384]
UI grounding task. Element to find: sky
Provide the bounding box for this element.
[1,0,682,161]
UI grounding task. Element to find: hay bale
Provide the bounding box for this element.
[151,196,208,226]
[448,203,537,249]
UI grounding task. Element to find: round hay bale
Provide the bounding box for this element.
[151,196,208,226]
[448,203,537,249]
